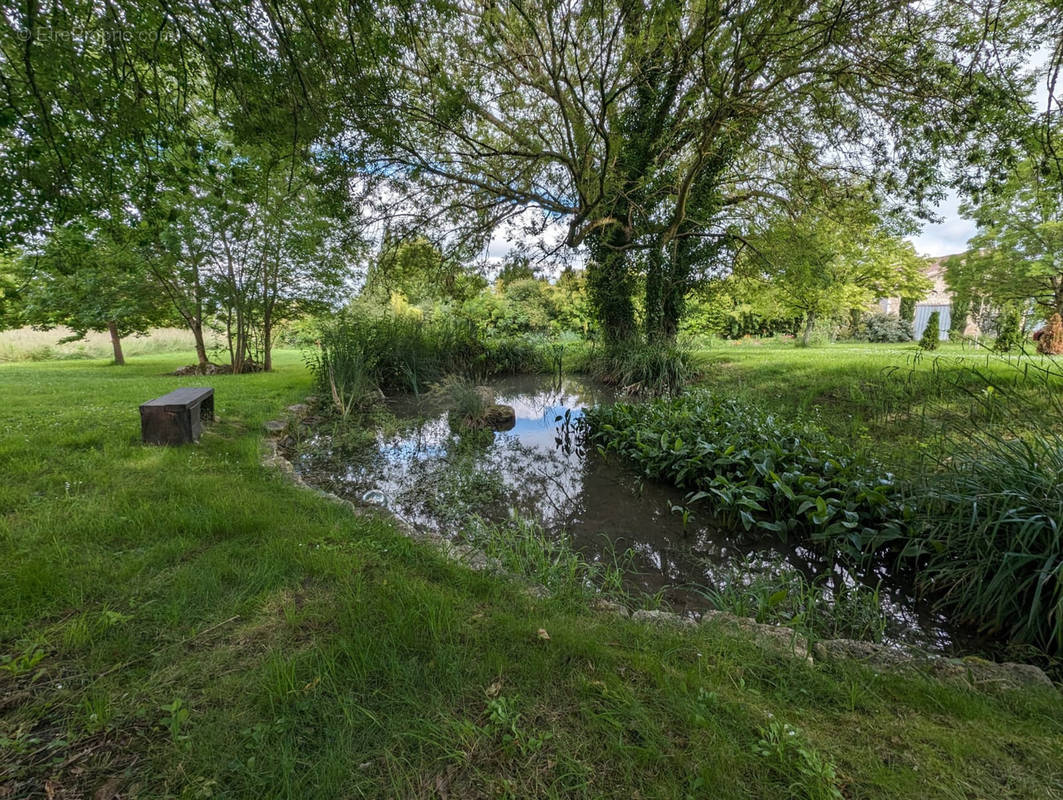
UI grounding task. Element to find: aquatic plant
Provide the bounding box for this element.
[308,312,554,403]
[881,432,1063,654]
[574,338,696,396]
[304,318,376,417]
[699,559,888,644]
[427,374,487,425]
[584,391,903,543]
[465,514,630,601]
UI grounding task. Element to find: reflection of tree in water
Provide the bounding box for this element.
[292,375,970,653]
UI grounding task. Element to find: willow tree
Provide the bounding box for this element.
[278,0,1031,341]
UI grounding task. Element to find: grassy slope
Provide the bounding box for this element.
[1,351,1062,799]
[693,341,1062,462]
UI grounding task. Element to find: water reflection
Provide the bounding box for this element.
[293,374,968,653]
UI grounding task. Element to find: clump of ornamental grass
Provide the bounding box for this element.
[890,432,1063,654]
[577,337,696,396]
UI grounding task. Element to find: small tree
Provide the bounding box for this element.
[15,224,168,365]
[993,305,1026,353]
[1037,313,1063,355]
[900,297,916,325]
[919,311,941,350]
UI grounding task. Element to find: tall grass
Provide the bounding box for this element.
[699,559,889,644]
[464,514,630,601]
[306,313,551,407]
[304,318,377,417]
[573,337,697,395]
[904,434,1063,653]
[0,326,200,362]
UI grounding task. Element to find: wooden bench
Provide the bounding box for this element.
[140,387,214,445]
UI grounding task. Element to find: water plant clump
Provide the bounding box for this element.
[306,312,554,414]
[879,432,1063,654]
[584,391,904,544]
[698,558,890,644]
[464,514,631,601]
[573,338,697,396]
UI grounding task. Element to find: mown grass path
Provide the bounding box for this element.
[1,352,1062,798]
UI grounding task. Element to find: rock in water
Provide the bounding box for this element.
[482,404,516,431]
[362,489,388,507]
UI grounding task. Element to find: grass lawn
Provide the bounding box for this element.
[2,350,1062,798]
[693,340,1063,465]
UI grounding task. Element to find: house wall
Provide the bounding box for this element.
[879,255,981,338]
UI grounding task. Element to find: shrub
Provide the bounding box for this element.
[1036,313,1063,355]
[584,392,903,541]
[861,312,913,343]
[918,311,941,351]
[993,305,1025,353]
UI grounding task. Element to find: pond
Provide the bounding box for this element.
[289,374,977,654]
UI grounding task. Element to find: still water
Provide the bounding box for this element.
[291,375,972,653]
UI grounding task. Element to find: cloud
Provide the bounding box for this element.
[906,190,976,257]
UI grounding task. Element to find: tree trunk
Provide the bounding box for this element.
[262,305,273,372]
[107,321,126,365]
[586,227,636,343]
[802,312,816,346]
[191,321,209,368]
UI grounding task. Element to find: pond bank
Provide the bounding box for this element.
[263,400,1052,691]
[277,374,1034,664]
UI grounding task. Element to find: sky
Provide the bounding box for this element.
[905,191,974,258]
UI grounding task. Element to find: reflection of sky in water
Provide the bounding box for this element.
[295,375,970,654]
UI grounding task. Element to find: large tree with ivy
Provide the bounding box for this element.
[267,0,1032,342]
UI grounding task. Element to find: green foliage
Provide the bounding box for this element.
[305,318,377,417]
[993,305,1026,353]
[753,722,844,800]
[427,375,486,425]
[703,560,888,644]
[14,223,171,354]
[860,312,913,343]
[362,237,484,306]
[877,433,1063,655]
[949,293,971,340]
[308,311,550,406]
[899,297,916,323]
[464,515,629,601]
[919,311,941,350]
[574,339,696,396]
[736,192,931,346]
[585,392,903,542]
[953,158,1063,318]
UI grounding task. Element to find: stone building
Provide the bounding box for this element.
[879,255,980,340]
